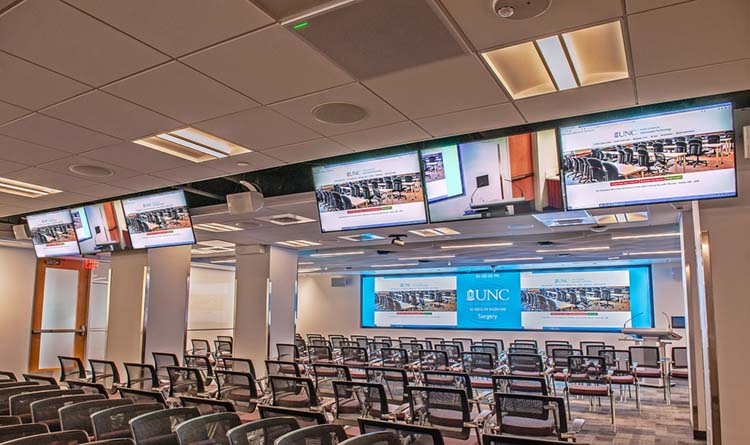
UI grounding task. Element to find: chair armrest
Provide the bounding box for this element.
[382,402,410,420]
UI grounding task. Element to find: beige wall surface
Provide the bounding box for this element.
[0,246,37,376]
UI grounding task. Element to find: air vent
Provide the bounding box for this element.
[331,277,352,287]
[256,213,316,225]
[68,164,114,178]
[554,218,585,226]
[312,103,367,124]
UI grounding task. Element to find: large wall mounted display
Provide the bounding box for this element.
[361,266,653,331]
[313,152,427,232]
[560,102,736,210]
[27,209,81,258]
[71,200,132,254]
[122,190,196,249]
[422,130,564,223]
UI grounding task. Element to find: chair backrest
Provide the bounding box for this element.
[265,360,300,378]
[167,366,205,397]
[0,372,17,382]
[551,349,582,368]
[0,385,60,415]
[258,405,326,428]
[183,355,214,384]
[9,388,82,420]
[406,386,471,439]
[461,351,495,376]
[579,341,604,352]
[276,344,300,362]
[340,432,400,445]
[332,381,389,425]
[365,367,408,405]
[215,340,233,357]
[599,349,632,373]
[452,338,473,352]
[217,335,234,345]
[672,347,688,369]
[216,370,258,413]
[117,387,167,406]
[180,396,235,415]
[482,433,580,444]
[507,353,544,374]
[191,339,212,355]
[226,417,300,445]
[480,339,504,353]
[358,418,444,445]
[58,397,131,435]
[629,346,660,368]
[152,352,180,382]
[268,376,317,409]
[22,374,57,386]
[585,344,614,356]
[221,358,256,377]
[89,360,120,391]
[2,430,89,445]
[275,424,348,445]
[124,363,159,390]
[0,382,38,391]
[471,344,499,361]
[494,393,569,438]
[33,394,106,431]
[0,424,50,443]
[435,343,460,363]
[508,345,537,354]
[418,349,449,371]
[129,407,200,444]
[492,375,548,396]
[91,403,163,441]
[58,356,86,382]
[422,371,473,399]
[175,412,240,445]
[566,356,607,382]
[341,347,369,366]
[0,415,21,426]
[67,380,110,397]
[312,364,351,398]
[513,340,538,348]
[380,348,409,368]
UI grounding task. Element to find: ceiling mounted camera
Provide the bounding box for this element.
[492,0,551,20]
[389,234,407,247]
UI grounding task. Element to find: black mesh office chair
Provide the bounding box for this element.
[277,344,301,362]
[275,424,348,445]
[671,347,689,380]
[175,412,240,445]
[358,418,444,445]
[117,387,167,406]
[216,370,259,414]
[418,350,450,372]
[565,356,615,431]
[0,424,50,443]
[58,398,132,435]
[332,381,397,425]
[91,402,163,441]
[493,375,548,396]
[33,394,108,432]
[152,352,180,385]
[166,366,208,399]
[0,385,60,416]
[58,356,87,383]
[268,376,320,410]
[365,368,409,407]
[0,372,17,382]
[482,433,584,444]
[265,360,301,378]
[180,396,236,416]
[124,363,160,391]
[9,388,83,423]
[222,358,257,378]
[312,364,351,399]
[226,417,299,445]
[0,430,89,445]
[602,162,623,181]
[258,405,326,428]
[67,380,110,397]
[406,386,489,444]
[129,407,200,445]
[493,392,582,441]
[22,374,56,385]
[89,360,121,395]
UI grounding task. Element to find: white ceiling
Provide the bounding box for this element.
[0,0,747,218]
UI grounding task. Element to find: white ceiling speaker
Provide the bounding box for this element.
[492,0,551,19]
[68,164,114,178]
[590,224,608,233]
[312,102,367,124]
[227,181,264,215]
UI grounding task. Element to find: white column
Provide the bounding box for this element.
[105,250,148,368]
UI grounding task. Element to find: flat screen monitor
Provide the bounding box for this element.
[361,266,653,332]
[672,316,686,329]
[71,200,132,254]
[27,209,81,258]
[560,102,736,210]
[122,190,196,249]
[422,130,563,223]
[313,152,427,232]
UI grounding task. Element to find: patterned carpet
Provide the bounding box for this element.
[561,379,706,444]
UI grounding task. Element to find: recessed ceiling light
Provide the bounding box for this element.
[0,177,62,198]
[371,263,419,268]
[68,164,114,178]
[312,102,368,124]
[534,36,577,91]
[276,240,322,248]
[256,214,316,226]
[134,127,250,163]
[194,223,243,233]
[562,21,628,86]
[482,41,556,99]
[310,251,365,257]
[398,255,456,261]
[611,232,680,240]
[594,211,649,224]
[483,257,543,262]
[535,246,609,253]
[298,261,315,265]
[338,233,386,242]
[409,227,461,237]
[622,250,682,256]
[441,241,513,250]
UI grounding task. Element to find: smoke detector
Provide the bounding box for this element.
[492,0,551,20]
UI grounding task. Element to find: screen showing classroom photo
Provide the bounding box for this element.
[122,190,196,250]
[71,200,132,254]
[560,102,736,210]
[313,152,427,232]
[361,266,653,331]
[421,130,563,223]
[27,209,81,258]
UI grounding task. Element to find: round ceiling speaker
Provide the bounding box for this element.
[312,102,367,124]
[492,0,551,20]
[68,164,114,178]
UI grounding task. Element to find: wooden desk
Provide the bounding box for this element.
[616,164,646,178]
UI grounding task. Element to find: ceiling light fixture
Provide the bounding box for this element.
[398,255,456,261]
[193,223,244,233]
[298,267,322,273]
[481,20,628,99]
[211,259,237,264]
[310,251,365,257]
[276,240,322,248]
[409,227,461,237]
[298,261,315,265]
[623,250,682,256]
[483,256,543,262]
[134,127,250,163]
[0,177,62,198]
[535,246,610,253]
[441,241,513,250]
[371,263,419,268]
[281,0,357,26]
[256,214,316,226]
[611,232,680,240]
[338,233,385,242]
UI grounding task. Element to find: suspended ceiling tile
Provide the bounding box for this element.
[36,155,141,184]
[514,79,635,123]
[203,151,287,174]
[153,164,227,183]
[80,141,194,174]
[250,0,332,20]
[4,167,100,193]
[104,62,259,124]
[107,174,180,192]
[0,204,31,217]
[332,121,431,152]
[364,55,509,119]
[194,107,322,151]
[263,139,353,164]
[625,0,695,14]
[628,0,750,77]
[0,100,30,125]
[636,59,750,105]
[0,51,90,110]
[0,135,71,165]
[415,103,524,138]
[0,114,120,154]
[67,0,274,57]
[0,158,26,175]
[182,26,353,104]
[42,91,182,140]
[441,0,623,51]
[0,0,168,86]
[72,182,134,199]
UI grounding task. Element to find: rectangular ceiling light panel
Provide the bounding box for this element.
[562,21,628,86]
[534,36,577,90]
[481,41,556,99]
[0,177,62,198]
[276,240,322,247]
[194,223,243,232]
[134,127,250,162]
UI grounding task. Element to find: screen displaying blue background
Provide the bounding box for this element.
[361,266,654,331]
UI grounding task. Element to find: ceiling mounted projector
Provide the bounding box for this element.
[492,0,551,19]
[227,181,264,215]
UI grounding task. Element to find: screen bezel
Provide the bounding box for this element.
[312,151,430,233]
[359,265,655,332]
[557,100,738,211]
[27,209,82,258]
[121,189,197,250]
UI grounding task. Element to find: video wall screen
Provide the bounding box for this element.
[313,152,427,232]
[560,102,736,210]
[422,130,563,223]
[122,190,196,250]
[27,209,81,258]
[71,200,132,254]
[361,266,653,331]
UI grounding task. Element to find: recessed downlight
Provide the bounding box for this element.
[68,164,114,178]
[312,102,367,124]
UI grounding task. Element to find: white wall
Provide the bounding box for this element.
[297,262,686,347]
[0,246,37,376]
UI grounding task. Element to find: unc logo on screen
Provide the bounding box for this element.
[614,129,638,138]
[466,288,510,302]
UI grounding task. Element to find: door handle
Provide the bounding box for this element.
[79,324,87,337]
[31,327,87,335]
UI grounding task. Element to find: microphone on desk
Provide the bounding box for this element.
[623,312,644,329]
[662,312,672,330]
